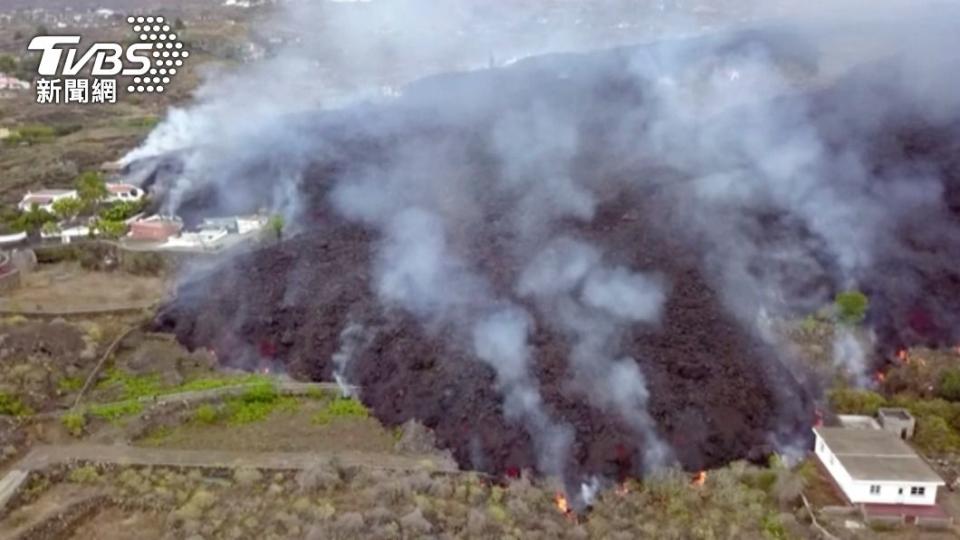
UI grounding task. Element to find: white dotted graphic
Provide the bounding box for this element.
[125,15,186,94]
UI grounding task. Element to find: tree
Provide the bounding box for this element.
[99,200,144,222]
[835,290,869,325]
[51,196,84,221]
[939,369,960,402]
[93,219,127,239]
[75,171,108,206]
[0,54,16,74]
[268,214,285,241]
[41,221,59,236]
[11,204,56,233]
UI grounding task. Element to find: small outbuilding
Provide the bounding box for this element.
[878,408,916,440]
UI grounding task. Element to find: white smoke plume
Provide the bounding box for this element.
[831,328,875,389]
[519,237,673,471]
[332,321,369,397]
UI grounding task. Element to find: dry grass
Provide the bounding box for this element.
[0,262,166,312]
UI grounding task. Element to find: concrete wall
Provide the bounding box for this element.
[847,479,939,506]
[814,432,939,505]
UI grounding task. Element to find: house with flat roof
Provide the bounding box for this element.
[814,426,944,507]
[105,183,145,203]
[17,189,78,213]
[128,215,183,242]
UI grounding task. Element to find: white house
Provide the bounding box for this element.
[40,225,91,244]
[105,183,145,203]
[0,73,30,92]
[200,215,268,235]
[814,426,944,506]
[18,189,78,212]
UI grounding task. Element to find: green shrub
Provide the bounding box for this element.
[93,218,127,239]
[99,200,146,222]
[140,426,172,446]
[62,411,87,436]
[913,415,960,455]
[121,251,165,276]
[889,396,960,427]
[89,401,143,422]
[98,369,162,400]
[125,116,160,129]
[224,383,297,425]
[241,382,279,403]
[835,290,869,324]
[829,388,886,415]
[57,376,84,393]
[268,214,284,240]
[0,392,31,417]
[312,397,369,425]
[938,369,960,402]
[7,124,56,145]
[305,387,328,400]
[760,513,787,540]
[193,404,219,424]
[68,465,100,484]
[33,245,80,264]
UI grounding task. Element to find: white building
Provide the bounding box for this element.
[40,225,91,243]
[814,426,944,506]
[105,183,145,203]
[0,73,30,92]
[18,189,78,212]
[200,215,268,235]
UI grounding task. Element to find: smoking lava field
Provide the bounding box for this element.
[150,30,960,490]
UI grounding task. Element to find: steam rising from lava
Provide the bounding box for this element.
[130,0,960,489]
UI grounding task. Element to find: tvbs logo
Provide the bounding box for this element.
[29,36,153,77]
[28,15,188,104]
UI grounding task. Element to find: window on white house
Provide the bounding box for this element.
[911,486,926,496]
[870,485,881,495]
[898,487,904,495]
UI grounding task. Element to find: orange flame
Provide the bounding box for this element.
[616,483,630,496]
[555,492,571,514]
[875,371,886,383]
[897,349,908,363]
[692,471,707,486]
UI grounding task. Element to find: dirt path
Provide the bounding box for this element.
[0,468,28,510]
[17,443,458,473]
